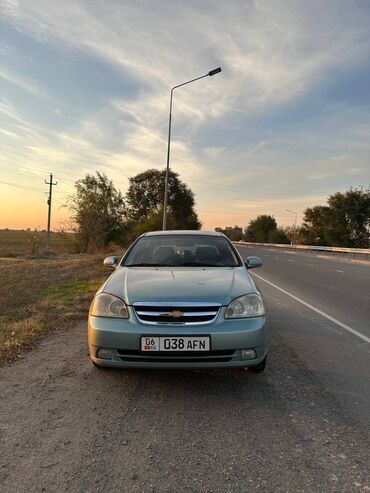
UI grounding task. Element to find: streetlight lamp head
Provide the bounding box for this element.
[209,67,222,76]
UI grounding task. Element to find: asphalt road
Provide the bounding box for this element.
[238,245,370,470]
[1,247,369,492]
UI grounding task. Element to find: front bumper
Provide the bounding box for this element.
[88,308,269,369]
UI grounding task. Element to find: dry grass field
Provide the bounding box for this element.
[0,229,77,257]
[0,254,113,365]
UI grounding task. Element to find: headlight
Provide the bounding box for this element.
[91,293,129,318]
[225,294,265,319]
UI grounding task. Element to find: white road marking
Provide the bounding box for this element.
[334,269,344,273]
[252,272,370,344]
[288,259,294,262]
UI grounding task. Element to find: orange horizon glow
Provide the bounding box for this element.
[1,183,316,232]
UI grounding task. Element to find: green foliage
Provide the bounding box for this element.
[67,169,201,251]
[126,210,179,242]
[215,225,243,241]
[126,168,201,233]
[326,188,370,247]
[301,188,370,247]
[237,188,369,248]
[300,206,331,245]
[69,172,126,252]
[268,228,289,244]
[244,215,277,243]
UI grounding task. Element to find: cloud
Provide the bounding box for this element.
[2,1,370,116]
[0,66,45,98]
[1,0,370,229]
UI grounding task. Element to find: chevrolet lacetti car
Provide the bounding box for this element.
[88,231,268,371]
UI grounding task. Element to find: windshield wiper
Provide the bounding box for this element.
[126,263,173,267]
[127,262,232,267]
[179,262,225,267]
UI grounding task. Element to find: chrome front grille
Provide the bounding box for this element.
[132,302,220,325]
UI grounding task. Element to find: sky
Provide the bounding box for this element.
[0,0,370,231]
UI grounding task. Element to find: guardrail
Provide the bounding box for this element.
[235,241,370,260]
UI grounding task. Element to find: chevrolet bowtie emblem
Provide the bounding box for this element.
[169,310,183,318]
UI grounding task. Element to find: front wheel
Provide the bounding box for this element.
[249,356,267,373]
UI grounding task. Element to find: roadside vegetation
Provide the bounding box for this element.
[0,254,111,365]
[216,187,370,248]
[0,167,200,365]
[68,169,201,253]
[0,229,77,257]
[1,172,368,366]
[1,168,201,259]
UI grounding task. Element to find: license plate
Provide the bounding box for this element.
[141,336,210,352]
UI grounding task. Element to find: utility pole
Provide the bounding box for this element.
[45,173,57,253]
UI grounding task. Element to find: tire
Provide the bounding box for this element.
[249,356,267,373]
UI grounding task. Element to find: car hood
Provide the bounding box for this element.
[103,266,256,305]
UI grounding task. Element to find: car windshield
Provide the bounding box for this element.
[123,235,241,267]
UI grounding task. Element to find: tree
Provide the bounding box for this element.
[126,169,201,233]
[301,205,331,245]
[282,225,303,245]
[326,188,370,248]
[68,172,126,252]
[301,188,370,247]
[268,227,289,244]
[215,225,243,241]
[244,215,277,243]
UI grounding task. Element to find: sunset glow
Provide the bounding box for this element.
[1,1,369,231]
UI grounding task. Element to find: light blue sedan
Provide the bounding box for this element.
[88,230,268,371]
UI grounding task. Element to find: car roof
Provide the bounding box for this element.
[142,230,224,237]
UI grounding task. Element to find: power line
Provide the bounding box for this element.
[0,158,342,197]
[0,159,82,180]
[0,162,76,191]
[0,180,44,192]
[53,176,76,192]
[0,163,76,195]
[54,182,75,194]
[0,163,332,200]
[0,163,75,192]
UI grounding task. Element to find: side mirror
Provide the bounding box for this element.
[103,256,119,268]
[245,256,263,269]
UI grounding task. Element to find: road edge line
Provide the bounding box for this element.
[252,272,370,344]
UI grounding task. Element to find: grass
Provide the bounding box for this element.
[0,229,77,257]
[0,254,113,365]
[45,280,102,301]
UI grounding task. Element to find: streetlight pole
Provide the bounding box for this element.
[162,67,222,230]
[286,209,298,244]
